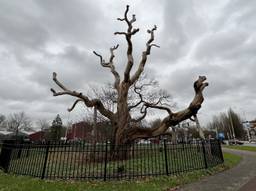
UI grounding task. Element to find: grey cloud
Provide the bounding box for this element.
[26,45,113,90]
[216,0,256,31]
[0,0,256,125]
[153,0,206,64]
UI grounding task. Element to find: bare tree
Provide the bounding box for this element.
[0,114,5,124]
[37,119,50,141]
[37,119,50,131]
[0,114,6,129]
[7,112,32,139]
[87,73,173,122]
[51,5,208,147]
[207,109,245,140]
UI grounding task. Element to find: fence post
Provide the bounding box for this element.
[41,143,50,179]
[217,139,224,163]
[0,140,15,173]
[163,139,169,175]
[103,141,108,181]
[201,140,208,169]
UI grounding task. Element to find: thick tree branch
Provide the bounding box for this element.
[93,44,120,90]
[67,99,83,112]
[130,25,159,84]
[115,5,140,83]
[127,76,208,140]
[51,72,114,119]
[144,103,172,115]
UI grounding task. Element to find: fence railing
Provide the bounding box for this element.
[0,139,224,180]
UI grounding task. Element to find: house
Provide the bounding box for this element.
[0,130,13,141]
[66,121,113,142]
[28,131,46,142]
[0,130,34,141]
[66,121,93,141]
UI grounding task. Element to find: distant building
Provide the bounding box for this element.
[0,130,13,141]
[67,121,93,141]
[244,120,256,142]
[29,131,46,142]
[66,121,112,142]
[249,120,256,141]
[0,130,35,141]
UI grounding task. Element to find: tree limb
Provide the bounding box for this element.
[127,76,208,140]
[93,44,120,90]
[67,99,83,112]
[51,72,114,119]
[128,85,143,110]
[115,5,140,83]
[130,25,159,84]
[144,103,172,115]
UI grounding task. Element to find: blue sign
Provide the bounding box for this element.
[218,133,225,140]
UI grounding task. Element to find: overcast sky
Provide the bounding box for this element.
[0,0,255,126]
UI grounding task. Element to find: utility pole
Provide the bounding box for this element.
[92,107,97,143]
[194,115,205,139]
[229,112,236,139]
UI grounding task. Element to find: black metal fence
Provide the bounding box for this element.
[0,139,224,180]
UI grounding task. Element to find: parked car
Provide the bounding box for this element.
[137,139,151,144]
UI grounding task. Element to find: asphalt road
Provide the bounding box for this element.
[239,176,256,191]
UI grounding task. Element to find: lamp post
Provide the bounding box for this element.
[229,112,236,139]
[194,115,205,139]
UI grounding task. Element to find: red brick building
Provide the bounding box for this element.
[29,131,45,142]
[66,121,93,140]
[67,121,112,142]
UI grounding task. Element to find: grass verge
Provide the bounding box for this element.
[0,152,241,191]
[223,145,256,152]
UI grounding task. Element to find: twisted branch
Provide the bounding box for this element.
[51,72,114,119]
[131,25,159,84]
[130,81,173,123]
[127,76,208,140]
[115,5,140,83]
[67,99,83,112]
[93,44,120,90]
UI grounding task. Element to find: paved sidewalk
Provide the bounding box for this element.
[239,176,256,191]
[179,148,256,191]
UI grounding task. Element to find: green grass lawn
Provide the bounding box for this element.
[0,152,241,191]
[223,145,256,152]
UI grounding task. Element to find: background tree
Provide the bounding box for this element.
[0,114,7,129]
[51,5,208,147]
[87,73,173,120]
[37,119,50,141]
[187,127,200,139]
[50,114,64,141]
[37,119,50,132]
[7,112,32,139]
[203,129,217,139]
[207,108,246,139]
[0,114,5,124]
[228,108,245,139]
